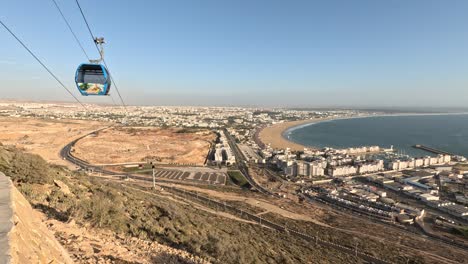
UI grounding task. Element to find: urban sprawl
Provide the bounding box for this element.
[2,101,468,238]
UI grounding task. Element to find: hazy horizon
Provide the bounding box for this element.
[1,0,468,107]
[4,97,468,114]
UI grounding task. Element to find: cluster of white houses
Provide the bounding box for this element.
[278,159,386,178]
[268,146,386,178]
[274,151,453,178]
[367,172,468,219]
[300,146,381,158]
[283,161,326,177]
[214,130,236,165]
[264,141,457,180]
[334,146,381,155]
[328,160,385,177]
[386,155,451,170]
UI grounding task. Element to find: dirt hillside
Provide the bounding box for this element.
[2,173,73,264]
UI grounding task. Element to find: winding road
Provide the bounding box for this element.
[59,127,394,263]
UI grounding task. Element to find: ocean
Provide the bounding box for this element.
[285,114,468,157]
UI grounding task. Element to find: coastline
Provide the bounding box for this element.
[258,118,331,151]
[258,112,468,151]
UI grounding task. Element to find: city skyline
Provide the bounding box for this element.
[1,0,468,107]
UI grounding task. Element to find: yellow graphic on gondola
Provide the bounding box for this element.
[78,82,104,95]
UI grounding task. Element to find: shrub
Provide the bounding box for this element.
[0,145,53,184]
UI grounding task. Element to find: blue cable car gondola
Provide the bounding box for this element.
[75,63,111,96]
[75,37,111,96]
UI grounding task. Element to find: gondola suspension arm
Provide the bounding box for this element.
[89,37,105,64]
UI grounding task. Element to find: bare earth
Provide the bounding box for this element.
[73,127,215,165]
[9,182,73,264]
[0,117,107,166]
[45,216,208,264]
[259,119,324,151]
[155,181,327,225]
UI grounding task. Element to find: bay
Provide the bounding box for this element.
[286,114,468,157]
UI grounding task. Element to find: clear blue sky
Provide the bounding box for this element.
[1,0,468,108]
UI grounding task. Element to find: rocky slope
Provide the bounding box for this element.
[0,144,207,264]
[1,172,73,264]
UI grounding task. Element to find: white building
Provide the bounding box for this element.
[285,162,298,176]
[387,155,451,170]
[297,161,310,176]
[420,193,440,202]
[214,148,223,163]
[309,162,325,177]
[328,166,357,177]
[357,160,384,174]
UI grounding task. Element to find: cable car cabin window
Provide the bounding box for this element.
[76,64,111,96]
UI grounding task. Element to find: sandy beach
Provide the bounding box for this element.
[258,118,328,151]
[257,112,467,151]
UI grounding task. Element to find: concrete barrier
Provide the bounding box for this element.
[0,172,13,264]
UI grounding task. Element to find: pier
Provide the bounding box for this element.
[412,144,455,156]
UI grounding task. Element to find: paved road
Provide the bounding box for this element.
[60,128,468,261]
[0,172,12,264]
[222,129,276,196]
[60,130,393,263]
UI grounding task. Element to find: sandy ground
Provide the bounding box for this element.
[258,119,322,151]
[0,117,106,166]
[73,127,215,165]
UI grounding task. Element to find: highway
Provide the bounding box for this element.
[222,128,276,197]
[59,129,391,264]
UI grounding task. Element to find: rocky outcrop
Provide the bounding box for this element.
[0,172,74,264]
[54,179,73,196]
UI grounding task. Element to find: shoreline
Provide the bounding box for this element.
[259,112,468,151]
[258,118,333,151]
